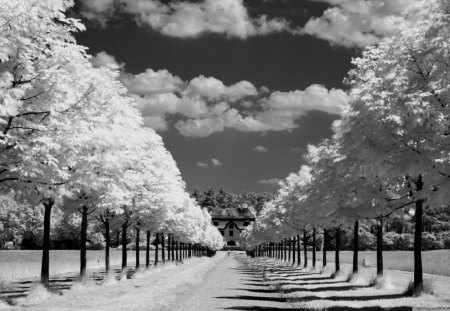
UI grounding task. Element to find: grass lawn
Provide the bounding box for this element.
[304,249,450,276]
[0,249,164,282]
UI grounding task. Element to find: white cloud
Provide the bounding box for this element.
[186,76,257,101]
[197,161,209,167]
[258,178,282,185]
[81,0,294,38]
[79,0,115,26]
[122,69,183,96]
[96,52,349,136]
[253,146,267,152]
[90,51,124,69]
[303,0,415,47]
[211,158,222,166]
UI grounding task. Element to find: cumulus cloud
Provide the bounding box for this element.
[211,158,222,166]
[80,0,294,38]
[90,51,124,69]
[79,0,115,26]
[197,161,209,167]
[187,76,257,101]
[302,0,415,47]
[253,146,267,152]
[96,51,349,136]
[258,178,282,185]
[80,0,414,46]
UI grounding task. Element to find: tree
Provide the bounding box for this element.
[338,0,450,294]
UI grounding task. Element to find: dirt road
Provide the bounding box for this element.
[171,252,291,311]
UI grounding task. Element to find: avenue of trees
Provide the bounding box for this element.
[242,0,450,296]
[0,0,223,287]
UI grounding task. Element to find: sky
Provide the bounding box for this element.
[70,0,413,194]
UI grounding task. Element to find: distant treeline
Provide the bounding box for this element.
[191,188,274,215]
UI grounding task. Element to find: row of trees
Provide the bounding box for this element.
[0,0,222,287]
[242,0,450,296]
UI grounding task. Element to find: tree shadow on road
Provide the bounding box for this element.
[223,306,412,311]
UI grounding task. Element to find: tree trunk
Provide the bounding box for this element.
[323,229,327,267]
[376,220,383,276]
[135,227,140,269]
[172,238,175,261]
[189,244,192,258]
[167,235,171,261]
[335,226,341,273]
[80,205,88,280]
[284,238,287,262]
[154,232,159,266]
[292,237,296,265]
[104,218,110,274]
[41,197,54,287]
[414,198,424,295]
[353,220,359,274]
[303,231,308,268]
[161,233,165,263]
[313,228,316,269]
[176,241,179,261]
[121,221,128,269]
[297,233,301,266]
[146,231,150,268]
[288,238,291,263]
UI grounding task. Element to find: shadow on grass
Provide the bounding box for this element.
[216,295,287,302]
[242,283,268,287]
[236,284,366,294]
[223,306,295,310]
[291,293,408,303]
[223,307,412,311]
[278,280,345,286]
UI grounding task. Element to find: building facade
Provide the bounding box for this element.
[210,207,256,248]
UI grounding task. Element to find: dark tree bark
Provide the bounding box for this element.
[335,226,341,273]
[292,237,296,265]
[414,197,424,294]
[376,220,383,276]
[323,229,327,267]
[284,238,287,261]
[189,243,192,257]
[353,220,359,274]
[80,205,88,280]
[167,235,171,261]
[312,228,316,269]
[161,233,165,263]
[41,197,55,287]
[135,227,140,269]
[146,231,151,268]
[288,238,291,263]
[172,237,175,261]
[176,241,179,261]
[104,217,111,274]
[303,231,308,268]
[121,220,128,269]
[297,233,301,266]
[154,232,159,266]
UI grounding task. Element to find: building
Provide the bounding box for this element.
[210,207,256,248]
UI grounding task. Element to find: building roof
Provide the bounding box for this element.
[210,207,255,220]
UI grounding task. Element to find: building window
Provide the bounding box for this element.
[213,221,219,226]
[219,230,224,236]
[229,230,234,236]
[243,221,249,226]
[229,223,234,229]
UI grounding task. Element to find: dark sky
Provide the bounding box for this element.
[72,0,360,193]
